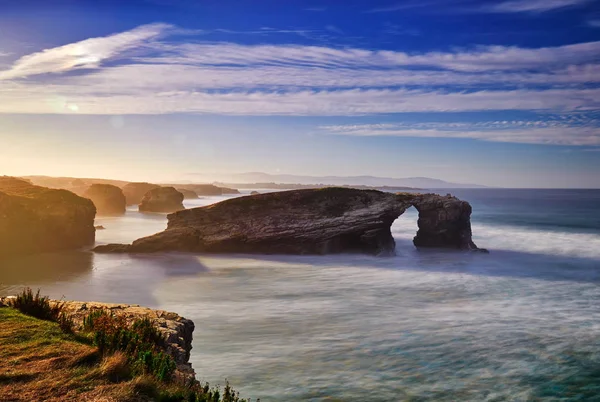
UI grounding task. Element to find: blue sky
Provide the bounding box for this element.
[0,0,599,187]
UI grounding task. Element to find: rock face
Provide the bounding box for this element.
[94,188,484,256]
[176,188,199,200]
[412,194,482,251]
[0,177,96,259]
[0,297,196,382]
[139,187,185,213]
[122,182,160,206]
[83,184,126,215]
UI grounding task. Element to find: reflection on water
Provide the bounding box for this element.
[1,190,599,401]
[0,250,94,294]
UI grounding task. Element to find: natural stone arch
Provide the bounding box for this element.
[95,188,485,256]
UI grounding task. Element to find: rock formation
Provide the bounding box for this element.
[176,188,199,200]
[95,188,485,255]
[122,182,160,205]
[0,297,196,382]
[83,184,126,215]
[139,187,185,213]
[412,194,482,250]
[0,177,96,259]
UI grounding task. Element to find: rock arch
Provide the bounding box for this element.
[95,188,485,256]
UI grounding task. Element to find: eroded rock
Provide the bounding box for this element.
[94,188,485,255]
[122,182,160,206]
[139,187,185,213]
[83,184,126,215]
[0,177,96,259]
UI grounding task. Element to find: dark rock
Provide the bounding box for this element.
[250,191,260,195]
[83,184,126,215]
[95,225,106,230]
[139,187,185,213]
[412,194,480,250]
[0,177,96,259]
[94,188,485,256]
[176,188,199,200]
[121,182,159,205]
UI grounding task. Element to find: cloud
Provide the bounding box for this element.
[588,19,600,28]
[0,23,171,80]
[366,0,450,13]
[486,0,592,13]
[319,120,600,146]
[0,22,599,140]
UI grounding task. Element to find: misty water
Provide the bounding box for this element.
[1,189,600,401]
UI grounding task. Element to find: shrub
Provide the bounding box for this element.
[83,310,177,382]
[9,288,73,333]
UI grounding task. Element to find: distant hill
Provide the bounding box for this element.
[206,172,486,189]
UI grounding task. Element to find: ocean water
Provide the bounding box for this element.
[1,189,599,401]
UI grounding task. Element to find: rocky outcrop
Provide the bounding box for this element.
[94,188,485,256]
[122,182,160,206]
[83,184,126,215]
[0,177,96,259]
[0,297,196,382]
[176,188,199,200]
[139,187,185,213]
[412,194,485,251]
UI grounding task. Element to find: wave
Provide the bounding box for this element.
[392,210,600,260]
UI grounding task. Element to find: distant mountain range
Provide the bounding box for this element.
[192,172,487,189]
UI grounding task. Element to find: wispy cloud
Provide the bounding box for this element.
[588,19,600,27]
[366,0,450,13]
[319,119,600,146]
[0,23,170,80]
[0,22,599,149]
[486,0,592,13]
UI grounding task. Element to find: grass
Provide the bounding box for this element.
[0,289,253,402]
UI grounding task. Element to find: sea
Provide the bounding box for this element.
[1,188,599,401]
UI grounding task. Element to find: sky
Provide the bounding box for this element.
[0,0,599,188]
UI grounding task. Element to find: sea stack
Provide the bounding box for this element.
[0,177,96,259]
[139,187,185,213]
[122,182,159,205]
[83,184,126,215]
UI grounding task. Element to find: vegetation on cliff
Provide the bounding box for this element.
[1,289,251,402]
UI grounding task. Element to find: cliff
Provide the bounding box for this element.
[83,183,126,215]
[95,188,485,255]
[0,177,96,259]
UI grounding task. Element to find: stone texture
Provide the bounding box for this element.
[121,182,160,206]
[0,297,196,382]
[412,194,485,251]
[83,184,126,215]
[95,188,485,255]
[139,187,185,213]
[0,177,96,259]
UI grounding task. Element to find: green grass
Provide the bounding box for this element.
[0,290,253,402]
